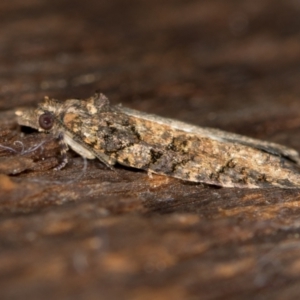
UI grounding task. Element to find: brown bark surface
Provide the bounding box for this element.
[1,1,300,299]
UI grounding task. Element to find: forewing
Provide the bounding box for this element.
[117,106,300,188]
[119,106,300,164]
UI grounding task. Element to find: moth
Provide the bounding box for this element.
[15,92,300,188]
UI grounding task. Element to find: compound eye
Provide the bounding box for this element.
[39,112,54,130]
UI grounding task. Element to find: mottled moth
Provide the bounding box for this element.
[15,92,300,188]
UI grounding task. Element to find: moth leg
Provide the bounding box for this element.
[54,132,69,170]
[63,133,116,170]
[147,169,154,179]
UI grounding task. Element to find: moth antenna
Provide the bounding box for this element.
[21,140,47,155]
[0,143,18,153]
[14,141,25,153]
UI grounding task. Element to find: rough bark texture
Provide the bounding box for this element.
[1,1,300,299]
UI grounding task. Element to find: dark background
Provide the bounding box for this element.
[1,0,300,299]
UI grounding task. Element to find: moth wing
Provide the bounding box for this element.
[118,106,300,164]
[200,127,300,164]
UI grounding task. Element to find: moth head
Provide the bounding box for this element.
[15,96,60,133]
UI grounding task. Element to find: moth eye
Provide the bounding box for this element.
[39,112,54,130]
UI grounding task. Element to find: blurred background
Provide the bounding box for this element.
[1,0,300,134]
